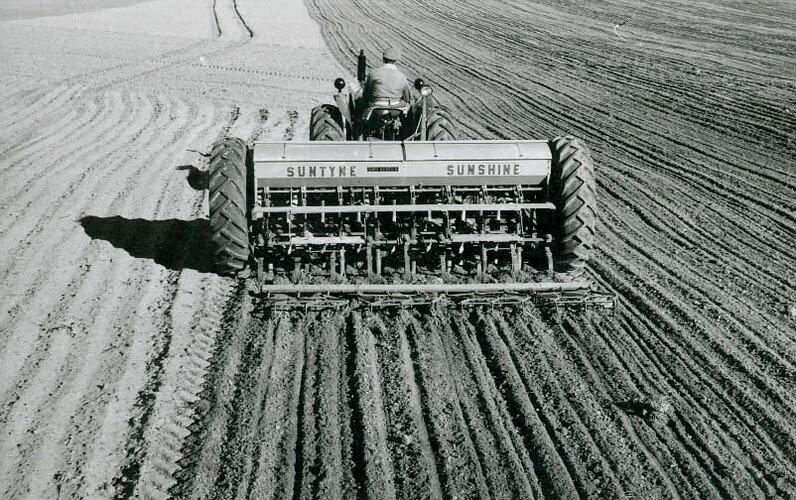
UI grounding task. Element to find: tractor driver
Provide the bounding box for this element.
[362,47,413,109]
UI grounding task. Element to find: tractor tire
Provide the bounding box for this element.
[547,136,597,276]
[310,105,345,141]
[209,137,249,274]
[425,106,457,140]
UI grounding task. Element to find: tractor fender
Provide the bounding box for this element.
[333,93,351,131]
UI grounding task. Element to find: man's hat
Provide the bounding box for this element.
[383,47,401,61]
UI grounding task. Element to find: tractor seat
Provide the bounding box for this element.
[362,99,409,122]
[370,98,408,108]
[371,109,402,119]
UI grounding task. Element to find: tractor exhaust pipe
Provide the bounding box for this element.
[357,49,366,84]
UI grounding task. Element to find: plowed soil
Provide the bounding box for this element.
[1,0,795,498]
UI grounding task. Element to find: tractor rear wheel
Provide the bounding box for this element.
[425,105,457,140]
[547,136,597,277]
[310,105,345,141]
[209,137,250,274]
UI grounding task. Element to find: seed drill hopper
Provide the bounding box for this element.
[207,51,614,310]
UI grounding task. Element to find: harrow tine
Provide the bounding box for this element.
[258,281,616,311]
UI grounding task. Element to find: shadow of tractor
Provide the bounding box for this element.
[79,215,214,273]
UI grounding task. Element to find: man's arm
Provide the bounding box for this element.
[401,82,413,103]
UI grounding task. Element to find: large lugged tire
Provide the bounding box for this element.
[209,137,249,274]
[547,136,597,276]
[425,105,457,140]
[310,105,345,141]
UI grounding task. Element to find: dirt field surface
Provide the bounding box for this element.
[0,0,150,21]
[1,0,795,499]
